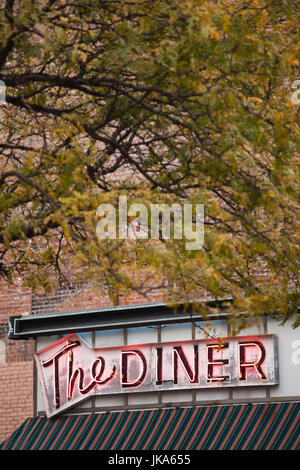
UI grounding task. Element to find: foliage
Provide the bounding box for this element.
[0,0,299,329]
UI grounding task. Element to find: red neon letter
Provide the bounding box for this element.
[121,350,147,388]
[173,345,198,384]
[42,340,80,408]
[67,355,116,400]
[239,342,266,380]
[156,347,163,385]
[207,343,229,382]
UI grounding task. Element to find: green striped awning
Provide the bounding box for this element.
[1,402,299,450]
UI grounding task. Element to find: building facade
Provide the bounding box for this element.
[1,288,300,450]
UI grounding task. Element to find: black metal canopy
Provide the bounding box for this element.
[8,297,233,340]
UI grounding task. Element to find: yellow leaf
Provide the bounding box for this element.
[247,97,262,104]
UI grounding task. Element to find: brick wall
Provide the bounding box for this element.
[0,361,34,443]
[0,280,31,323]
[0,284,35,443]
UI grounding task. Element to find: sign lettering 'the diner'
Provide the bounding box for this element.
[35,333,278,418]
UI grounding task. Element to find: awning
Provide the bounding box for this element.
[1,402,299,450]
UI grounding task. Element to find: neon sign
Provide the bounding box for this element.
[35,334,278,418]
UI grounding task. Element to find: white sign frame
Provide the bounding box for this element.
[35,333,279,418]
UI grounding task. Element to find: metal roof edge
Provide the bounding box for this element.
[8,296,233,340]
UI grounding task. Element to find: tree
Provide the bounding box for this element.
[0,0,299,331]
